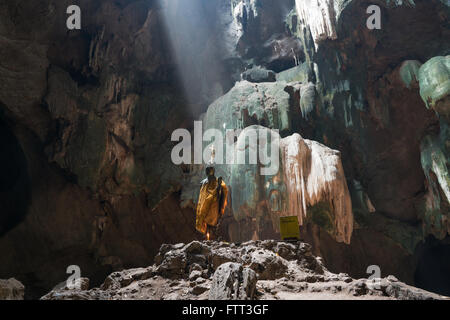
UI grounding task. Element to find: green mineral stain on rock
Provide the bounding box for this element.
[307,201,335,234]
[421,134,450,205]
[399,60,422,89]
[276,62,314,83]
[420,133,450,239]
[418,56,450,109]
[204,81,292,134]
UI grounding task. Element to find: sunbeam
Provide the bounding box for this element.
[158,0,232,116]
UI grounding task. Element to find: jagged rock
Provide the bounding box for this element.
[231,0,301,70]
[56,278,90,291]
[40,278,93,300]
[191,283,210,295]
[183,241,211,256]
[101,267,155,291]
[209,262,257,300]
[347,279,369,296]
[41,290,95,301]
[40,241,449,300]
[209,247,237,270]
[156,250,187,279]
[420,134,450,239]
[204,80,292,133]
[0,278,25,300]
[273,242,298,260]
[249,249,288,280]
[189,263,203,274]
[189,270,203,281]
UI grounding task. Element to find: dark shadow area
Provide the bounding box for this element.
[0,116,31,236]
[414,236,450,296]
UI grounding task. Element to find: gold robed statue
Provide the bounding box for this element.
[195,146,228,240]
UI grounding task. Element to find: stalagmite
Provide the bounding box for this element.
[280,133,353,244]
[229,127,353,244]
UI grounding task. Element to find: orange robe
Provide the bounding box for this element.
[195,178,228,234]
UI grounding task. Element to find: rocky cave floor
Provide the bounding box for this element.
[40,240,449,300]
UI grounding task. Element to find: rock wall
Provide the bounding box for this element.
[418,56,450,239]
[0,0,202,298]
[182,0,450,288]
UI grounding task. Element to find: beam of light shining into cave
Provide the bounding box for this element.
[158,0,228,116]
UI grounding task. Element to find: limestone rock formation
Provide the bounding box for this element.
[280,134,353,244]
[419,56,450,120]
[40,241,449,300]
[0,278,25,300]
[241,66,276,83]
[294,0,341,50]
[230,0,303,71]
[418,55,450,240]
[227,127,353,244]
[204,80,292,134]
[420,135,450,239]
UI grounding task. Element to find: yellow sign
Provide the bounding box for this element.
[279,216,300,240]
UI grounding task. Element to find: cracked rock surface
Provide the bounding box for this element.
[41,240,449,300]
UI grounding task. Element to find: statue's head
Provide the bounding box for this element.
[206,166,215,178]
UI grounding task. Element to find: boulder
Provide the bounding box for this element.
[209,247,237,270]
[248,249,288,280]
[156,250,187,279]
[241,66,276,83]
[209,262,257,300]
[101,268,154,291]
[0,278,25,300]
